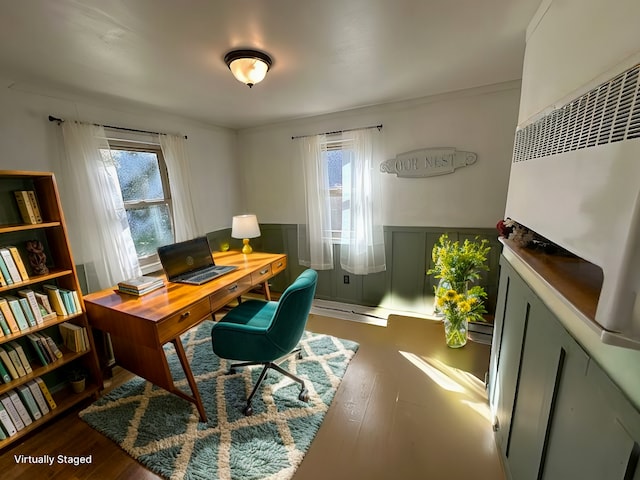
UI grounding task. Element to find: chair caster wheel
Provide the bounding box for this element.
[243,405,254,416]
[227,368,236,375]
[297,351,303,360]
[299,389,309,402]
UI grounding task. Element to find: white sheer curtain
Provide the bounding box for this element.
[159,134,199,241]
[297,135,334,269]
[60,122,141,290]
[340,129,386,274]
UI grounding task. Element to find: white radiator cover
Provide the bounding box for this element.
[505,64,640,347]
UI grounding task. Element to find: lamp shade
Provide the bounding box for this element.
[224,49,272,88]
[231,214,261,239]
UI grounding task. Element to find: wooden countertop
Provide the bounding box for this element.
[500,238,603,323]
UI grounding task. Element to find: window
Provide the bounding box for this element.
[324,139,354,242]
[101,141,174,268]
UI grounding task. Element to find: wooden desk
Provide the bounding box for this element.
[83,251,287,422]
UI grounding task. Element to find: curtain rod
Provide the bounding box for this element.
[291,124,383,140]
[48,115,187,140]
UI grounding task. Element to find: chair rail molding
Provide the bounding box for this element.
[380,147,477,178]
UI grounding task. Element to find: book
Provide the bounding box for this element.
[59,322,84,352]
[2,344,26,377]
[0,254,14,286]
[0,348,19,380]
[26,191,43,223]
[32,333,54,363]
[7,247,28,281]
[0,308,11,335]
[0,402,17,437]
[34,377,56,410]
[26,380,49,416]
[0,357,11,383]
[118,275,164,290]
[0,248,22,284]
[17,297,37,327]
[70,290,82,312]
[13,190,38,224]
[42,334,63,359]
[0,263,6,287]
[16,385,41,421]
[0,394,23,431]
[5,297,30,331]
[1,393,25,431]
[0,298,19,333]
[18,289,43,325]
[117,283,164,296]
[8,341,31,374]
[26,333,49,366]
[43,285,67,316]
[34,292,53,315]
[8,390,32,427]
[59,289,75,314]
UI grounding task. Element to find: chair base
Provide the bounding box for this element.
[228,348,309,416]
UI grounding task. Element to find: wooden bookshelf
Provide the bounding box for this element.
[0,170,103,450]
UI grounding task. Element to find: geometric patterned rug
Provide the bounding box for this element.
[79,320,359,480]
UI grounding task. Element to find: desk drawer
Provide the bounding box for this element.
[158,297,211,344]
[271,257,287,275]
[251,264,272,285]
[210,275,251,311]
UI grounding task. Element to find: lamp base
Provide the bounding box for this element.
[242,238,253,254]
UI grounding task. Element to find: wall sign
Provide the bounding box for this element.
[380,148,477,178]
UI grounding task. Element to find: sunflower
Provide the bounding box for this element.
[444,289,457,301]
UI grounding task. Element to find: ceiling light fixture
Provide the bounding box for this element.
[224,49,272,88]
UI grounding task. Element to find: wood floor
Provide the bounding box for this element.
[0,313,505,480]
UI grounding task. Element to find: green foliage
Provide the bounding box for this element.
[429,234,492,324]
[428,234,491,286]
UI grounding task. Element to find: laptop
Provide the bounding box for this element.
[157,237,237,285]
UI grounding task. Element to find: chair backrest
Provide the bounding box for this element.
[267,269,318,354]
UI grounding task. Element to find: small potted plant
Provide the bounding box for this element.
[68,367,87,393]
[428,234,491,347]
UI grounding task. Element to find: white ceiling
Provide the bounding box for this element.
[0,0,541,129]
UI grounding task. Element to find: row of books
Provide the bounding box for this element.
[13,190,43,225]
[117,275,165,296]
[59,322,89,353]
[0,377,56,440]
[0,286,82,337]
[0,337,61,383]
[0,246,30,287]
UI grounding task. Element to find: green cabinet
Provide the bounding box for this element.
[490,256,640,479]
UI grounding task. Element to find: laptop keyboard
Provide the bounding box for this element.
[177,265,236,284]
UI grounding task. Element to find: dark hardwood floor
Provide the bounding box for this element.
[0,313,505,480]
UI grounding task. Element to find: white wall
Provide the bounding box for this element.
[512,0,640,409]
[238,82,521,229]
[0,85,241,246]
[519,0,640,125]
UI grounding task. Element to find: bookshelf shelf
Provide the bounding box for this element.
[0,221,61,234]
[0,347,90,396]
[0,382,100,450]
[0,268,74,294]
[0,170,103,449]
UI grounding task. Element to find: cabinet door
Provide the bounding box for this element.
[506,296,566,480]
[492,262,531,456]
[541,351,640,480]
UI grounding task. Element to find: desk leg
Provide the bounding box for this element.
[263,281,271,301]
[171,338,208,422]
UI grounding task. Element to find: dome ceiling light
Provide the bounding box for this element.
[224,49,272,88]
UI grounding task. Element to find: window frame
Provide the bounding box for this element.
[106,139,175,271]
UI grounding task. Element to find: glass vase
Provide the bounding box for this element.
[443,314,468,348]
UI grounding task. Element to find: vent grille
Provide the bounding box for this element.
[514,64,640,163]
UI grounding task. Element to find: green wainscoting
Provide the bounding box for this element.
[207,224,502,317]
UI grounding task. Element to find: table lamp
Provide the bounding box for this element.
[231,214,261,254]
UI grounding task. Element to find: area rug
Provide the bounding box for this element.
[79,320,359,480]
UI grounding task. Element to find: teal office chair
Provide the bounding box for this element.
[211,269,318,416]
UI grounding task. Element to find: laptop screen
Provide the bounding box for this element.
[157,237,215,281]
